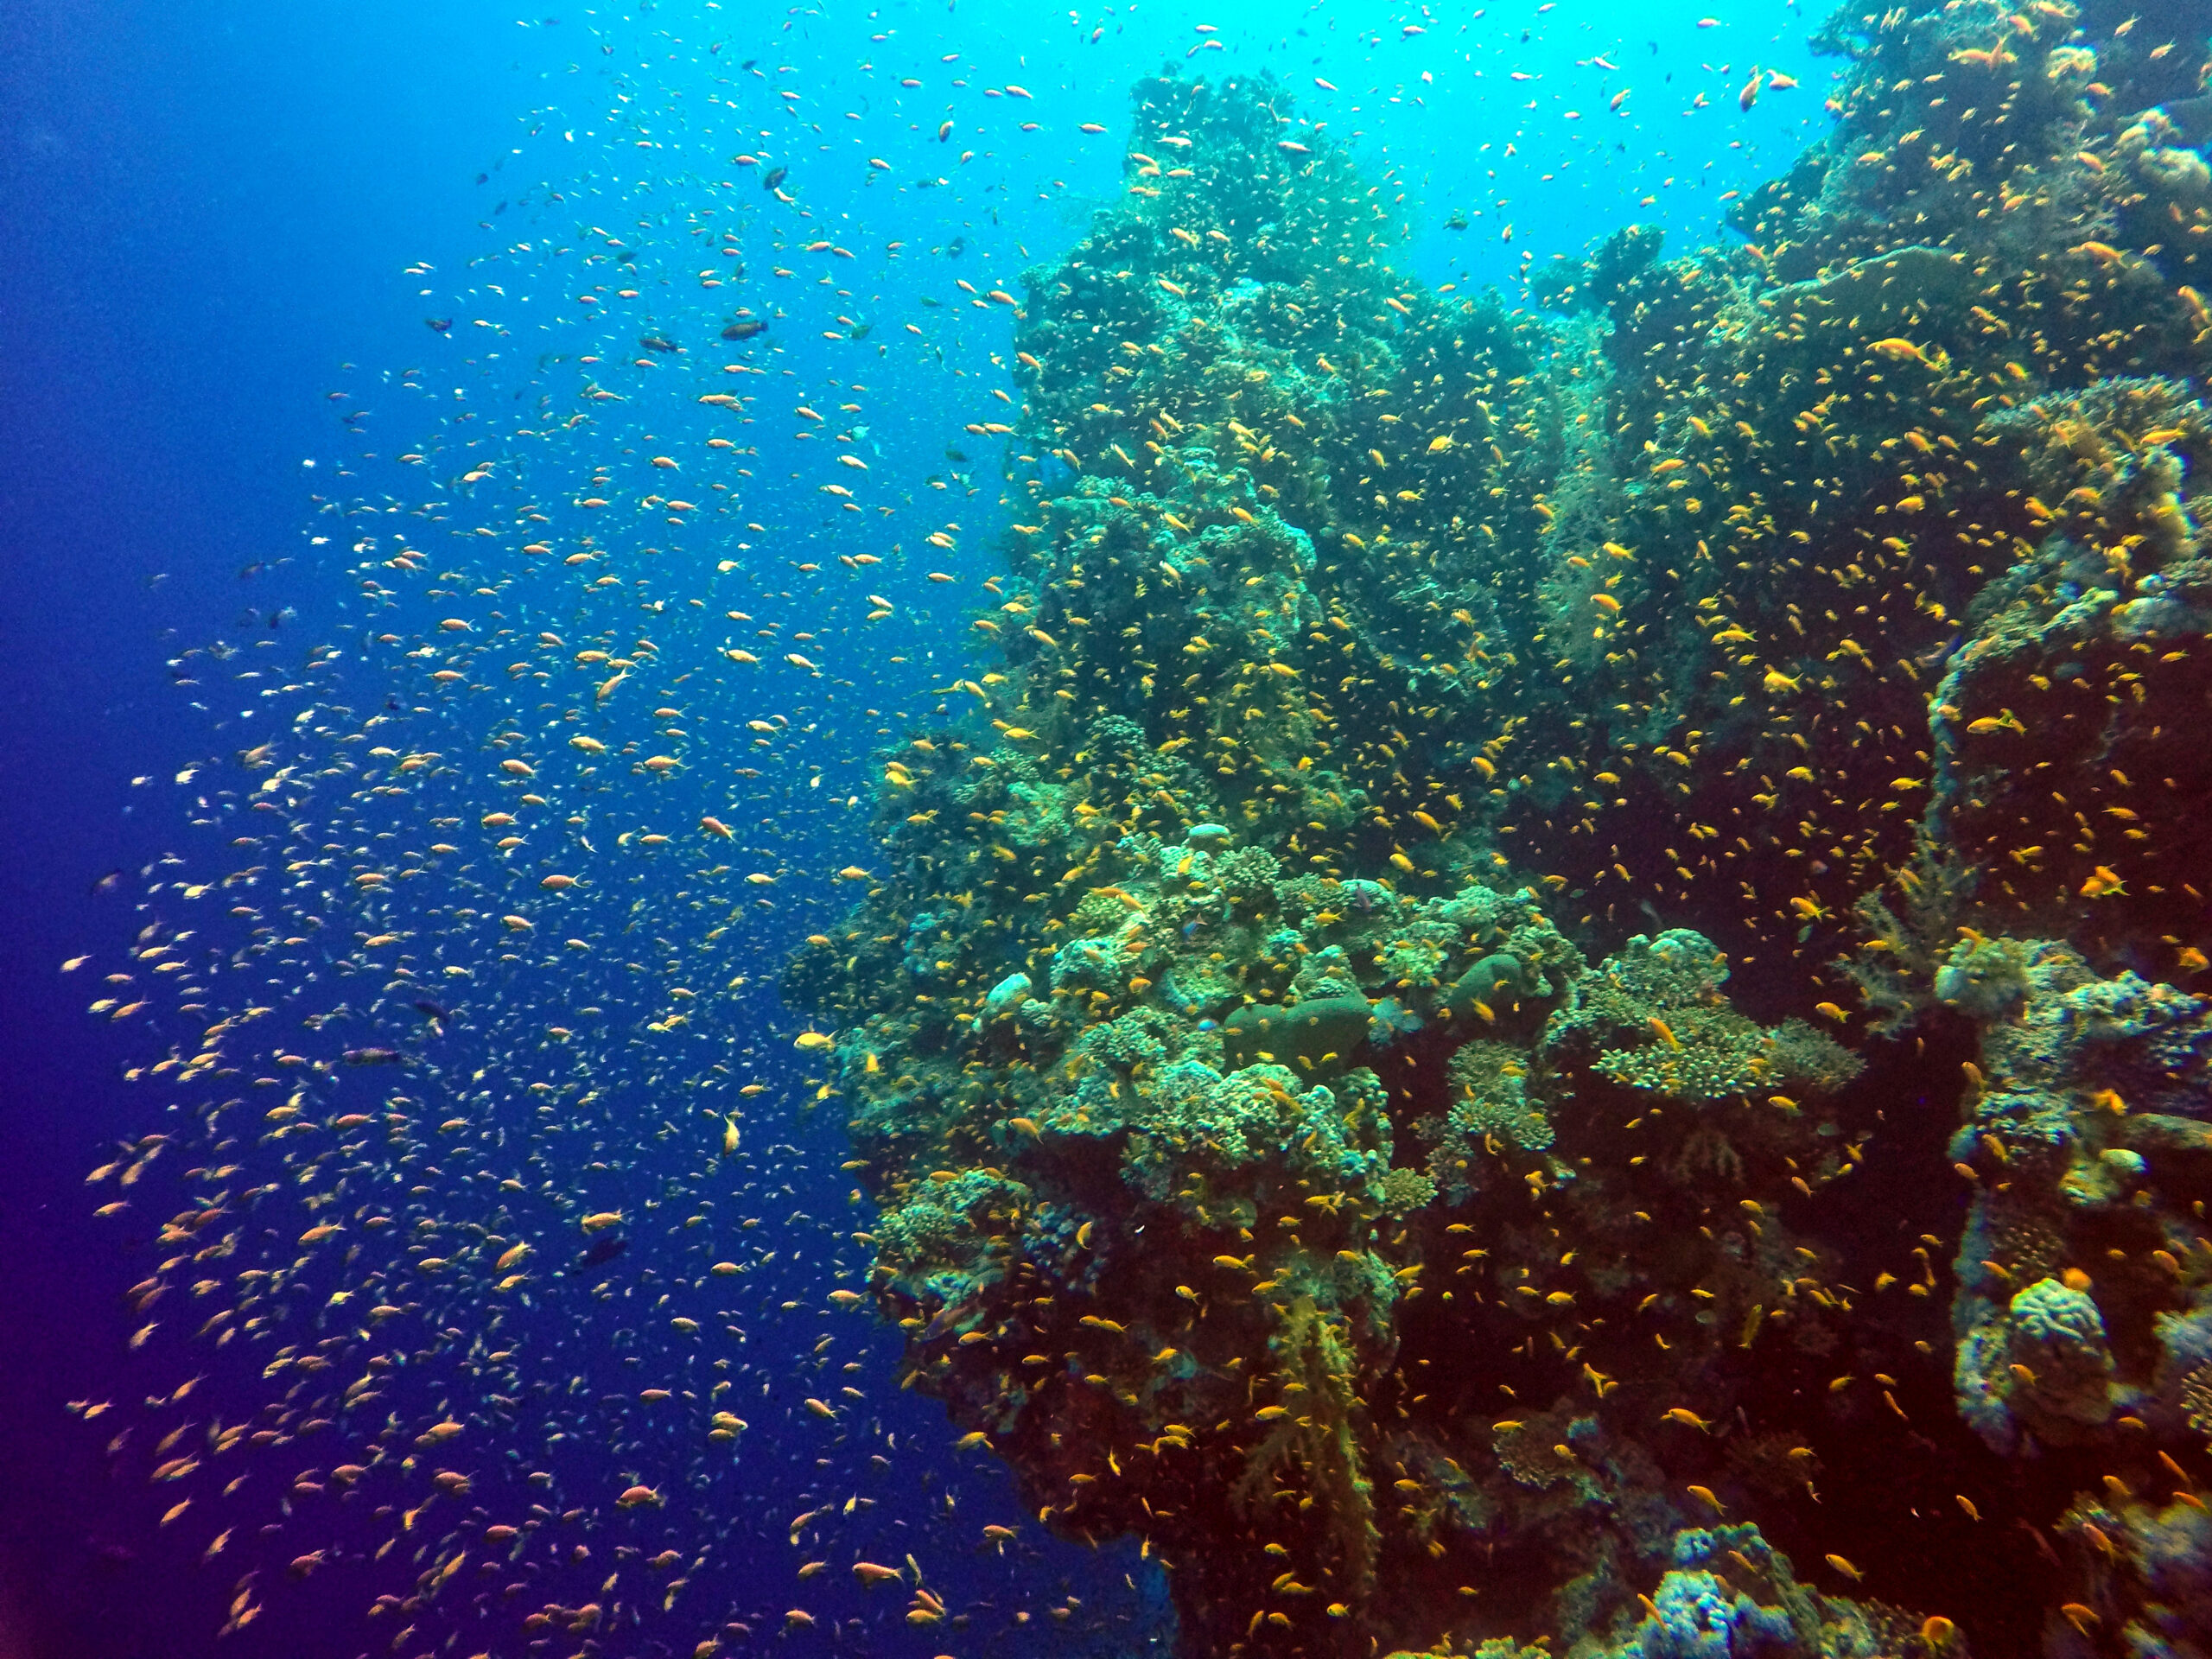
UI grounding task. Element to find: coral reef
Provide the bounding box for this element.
[784,10,2212,1653]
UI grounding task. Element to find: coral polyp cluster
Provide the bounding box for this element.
[787,5,2212,1652]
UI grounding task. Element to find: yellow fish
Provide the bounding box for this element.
[2079,866,2126,899]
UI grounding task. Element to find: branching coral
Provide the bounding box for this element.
[1550,931,1860,1104]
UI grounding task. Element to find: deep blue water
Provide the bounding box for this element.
[1,13,581,1651]
[0,3,1827,1654]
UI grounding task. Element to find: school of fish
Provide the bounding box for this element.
[62,3,2212,1657]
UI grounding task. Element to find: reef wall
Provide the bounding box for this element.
[785,4,2212,1653]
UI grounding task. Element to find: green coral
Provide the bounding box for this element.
[1441,952,1531,1024]
[1222,995,1374,1074]
[1289,944,1366,1003]
[1071,887,1139,935]
[1590,1008,1774,1102]
[1122,1060,1392,1213]
[1437,887,1585,999]
[1379,1166,1438,1218]
[873,1168,1031,1303]
[1764,1020,1863,1094]
[2001,1276,2115,1434]
[1372,913,1466,996]
[1567,928,1731,1020]
[1553,931,1860,1103]
[1598,1524,1901,1659]
[1076,1007,1175,1071]
[1424,1040,1552,1204]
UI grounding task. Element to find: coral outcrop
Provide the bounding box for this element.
[785,7,2212,1651]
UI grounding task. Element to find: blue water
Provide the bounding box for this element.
[0,3,1827,1653]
